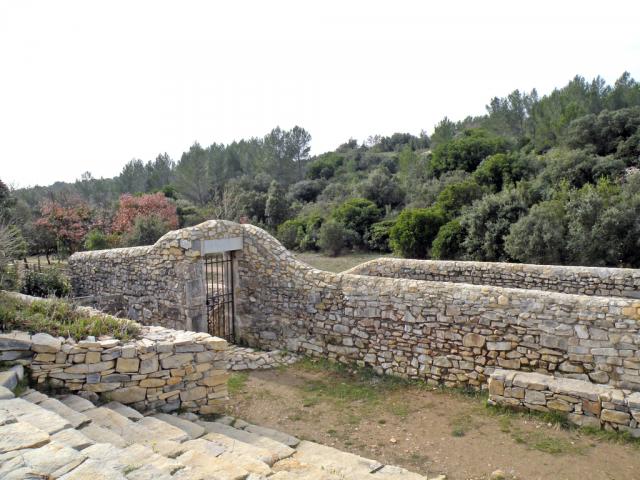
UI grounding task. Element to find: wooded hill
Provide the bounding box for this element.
[2,72,640,268]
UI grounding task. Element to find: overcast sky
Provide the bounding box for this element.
[1,1,639,188]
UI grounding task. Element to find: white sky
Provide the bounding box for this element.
[1,1,639,188]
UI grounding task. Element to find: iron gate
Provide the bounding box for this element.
[204,252,235,342]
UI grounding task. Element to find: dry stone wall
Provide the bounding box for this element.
[69,220,640,392]
[0,296,228,414]
[69,244,206,331]
[488,369,640,436]
[345,258,640,298]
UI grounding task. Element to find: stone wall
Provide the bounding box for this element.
[0,296,228,414]
[69,244,207,331]
[345,258,640,298]
[488,369,640,436]
[69,220,640,392]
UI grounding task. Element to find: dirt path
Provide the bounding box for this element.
[225,361,639,480]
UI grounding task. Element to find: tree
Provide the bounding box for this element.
[288,126,312,181]
[111,193,178,235]
[435,179,485,219]
[35,199,93,255]
[122,215,173,247]
[359,168,404,209]
[265,181,289,229]
[318,220,347,256]
[389,207,445,259]
[460,188,529,261]
[117,159,148,194]
[146,153,175,191]
[429,129,510,176]
[175,143,212,206]
[505,199,568,264]
[331,198,381,243]
[431,218,465,260]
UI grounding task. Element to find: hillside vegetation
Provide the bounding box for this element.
[2,73,640,275]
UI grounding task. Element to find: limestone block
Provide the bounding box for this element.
[31,333,62,353]
[109,386,147,404]
[601,409,631,425]
[116,357,140,373]
[462,333,486,348]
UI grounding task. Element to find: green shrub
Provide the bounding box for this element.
[432,219,465,260]
[318,220,348,256]
[364,220,394,252]
[21,269,70,298]
[331,198,381,244]
[84,229,110,250]
[277,219,305,250]
[429,129,510,176]
[122,214,171,247]
[389,207,446,259]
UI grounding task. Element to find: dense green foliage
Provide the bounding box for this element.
[20,268,71,297]
[3,72,640,267]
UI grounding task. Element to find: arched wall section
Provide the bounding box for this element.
[70,220,640,391]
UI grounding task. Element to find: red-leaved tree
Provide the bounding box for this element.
[35,199,93,254]
[111,193,179,234]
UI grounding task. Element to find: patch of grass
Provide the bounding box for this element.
[227,372,249,394]
[0,293,140,341]
[13,376,29,396]
[388,402,409,418]
[580,426,640,447]
[449,412,482,437]
[511,430,584,455]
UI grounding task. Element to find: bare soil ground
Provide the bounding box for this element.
[225,360,640,480]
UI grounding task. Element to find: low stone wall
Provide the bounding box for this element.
[488,369,640,436]
[0,297,228,414]
[345,258,640,298]
[68,220,640,392]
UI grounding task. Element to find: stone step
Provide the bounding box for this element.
[290,440,383,478]
[0,440,86,479]
[66,443,172,480]
[51,427,95,451]
[83,442,184,477]
[131,416,191,444]
[0,397,71,434]
[271,457,343,480]
[0,385,13,400]
[80,423,129,448]
[200,429,279,466]
[235,420,300,448]
[36,397,92,428]
[59,393,97,412]
[20,388,49,404]
[198,419,295,462]
[84,406,135,437]
[104,401,144,421]
[183,438,271,476]
[0,420,50,454]
[151,412,206,439]
[174,442,249,480]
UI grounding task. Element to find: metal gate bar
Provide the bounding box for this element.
[204,252,235,342]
